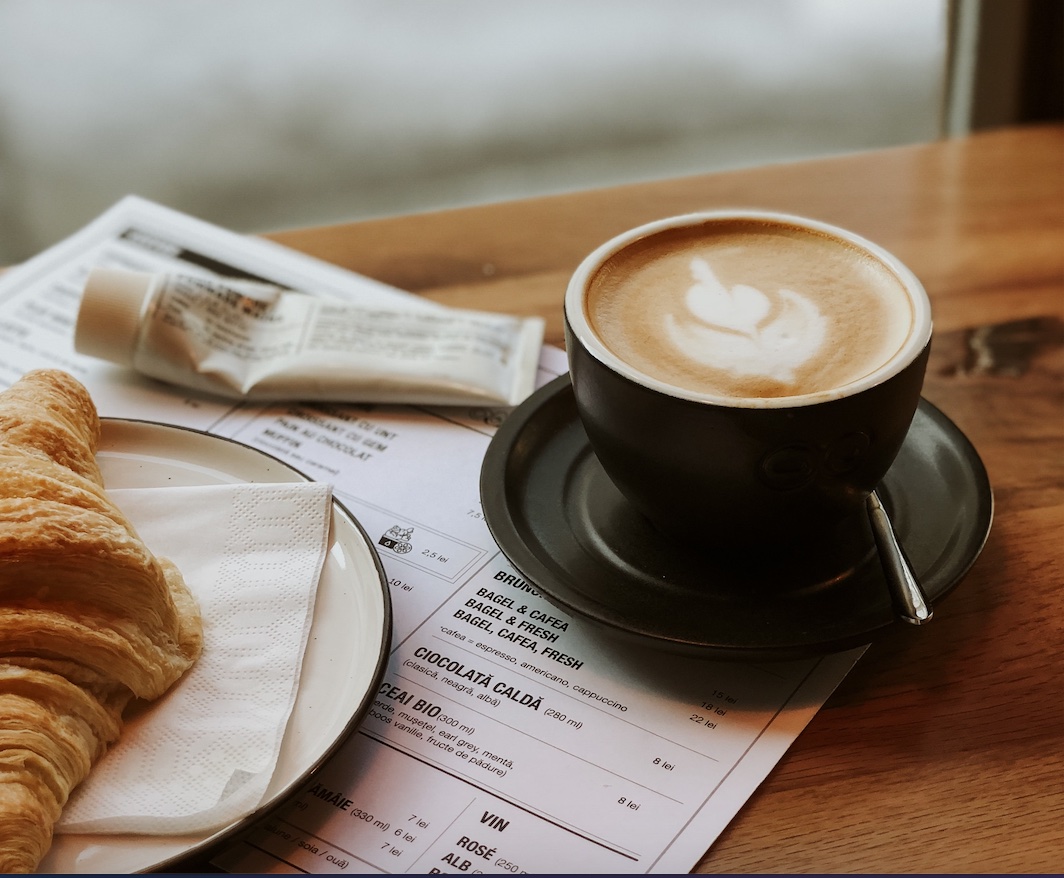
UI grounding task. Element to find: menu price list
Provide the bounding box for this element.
[217,553,836,874]
[218,740,651,874]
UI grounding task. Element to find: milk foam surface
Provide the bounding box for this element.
[586,220,914,399]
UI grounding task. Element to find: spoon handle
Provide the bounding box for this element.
[866,490,933,625]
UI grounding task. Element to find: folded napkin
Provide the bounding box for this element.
[57,480,333,836]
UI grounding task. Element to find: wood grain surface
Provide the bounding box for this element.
[268,124,1064,874]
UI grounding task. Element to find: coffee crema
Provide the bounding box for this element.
[584,218,915,399]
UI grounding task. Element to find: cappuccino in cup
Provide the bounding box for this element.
[584,217,917,402]
[564,211,932,548]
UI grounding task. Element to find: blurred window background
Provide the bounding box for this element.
[0,0,1059,266]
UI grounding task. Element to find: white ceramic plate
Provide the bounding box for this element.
[39,419,392,873]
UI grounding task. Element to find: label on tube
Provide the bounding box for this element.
[74,269,544,406]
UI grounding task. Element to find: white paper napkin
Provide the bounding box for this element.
[57,480,333,836]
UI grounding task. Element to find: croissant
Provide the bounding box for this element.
[0,369,202,872]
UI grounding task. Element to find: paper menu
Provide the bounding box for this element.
[0,197,864,873]
[212,375,861,874]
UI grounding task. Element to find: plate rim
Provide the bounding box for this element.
[480,374,993,659]
[43,417,393,873]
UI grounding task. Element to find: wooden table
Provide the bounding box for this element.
[268,124,1063,874]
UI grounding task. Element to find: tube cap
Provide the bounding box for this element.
[74,268,156,367]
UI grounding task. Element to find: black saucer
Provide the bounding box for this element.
[480,375,993,660]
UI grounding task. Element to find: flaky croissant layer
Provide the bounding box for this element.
[0,369,202,872]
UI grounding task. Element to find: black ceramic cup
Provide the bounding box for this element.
[564,211,932,554]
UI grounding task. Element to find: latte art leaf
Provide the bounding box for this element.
[686,258,770,336]
[666,257,828,385]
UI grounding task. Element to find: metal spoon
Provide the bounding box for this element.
[866,489,933,625]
